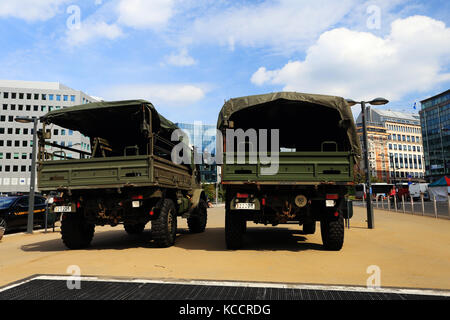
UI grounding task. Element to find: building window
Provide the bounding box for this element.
[42,94,47,100]
[70,95,75,102]
[21,166,26,172]
[61,129,66,136]
[3,92,8,99]
[19,93,24,99]
[56,95,61,101]
[10,104,15,110]
[11,92,16,99]
[26,105,31,111]
[18,105,23,110]
[41,106,46,112]
[34,93,39,100]
[63,95,68,101]
[69,130,73,136]
[49,94,54,101]
[2,104,6,110]
[34,105,38,111]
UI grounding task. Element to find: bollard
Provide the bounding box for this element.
[402,195,405,213]
[448,196,450,218]
[434,196,438,218]
[381,196,384,210]
[376,196,379,208]
[45,206,48,234]
[410,196,414,214]
[394,195,398,212]
[387,196,391,211]
[421,194,425,216]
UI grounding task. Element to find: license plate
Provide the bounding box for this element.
[54,206,73,213]
[235,203,255,210]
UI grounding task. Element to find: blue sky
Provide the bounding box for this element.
[1,0,449,124]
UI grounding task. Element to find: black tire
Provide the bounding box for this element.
[320,215,344,251]
[303,221,316,234]
[61,214,95,250]
[225,209,244,250]
[187,199,208,233]
[151,199,177,248]
[124,223,146,235]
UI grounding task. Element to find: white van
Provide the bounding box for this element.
[409,183,429,201]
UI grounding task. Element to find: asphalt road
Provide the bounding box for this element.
[1,206,449,291]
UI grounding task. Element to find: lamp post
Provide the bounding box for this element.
[346,97,389,229]
[15,116,39,234]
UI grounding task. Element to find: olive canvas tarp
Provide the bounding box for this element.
[217,92,362,162]
[41,99,179,142]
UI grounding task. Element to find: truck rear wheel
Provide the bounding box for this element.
[320,215,344,251]
[124,223,146,235]
[151,199,177,248]
[61,214,95,250]
[188,199,208,233]
[225,209,245,249]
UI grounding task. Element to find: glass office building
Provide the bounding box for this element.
[175,122,218,183]
[420,89,450,182]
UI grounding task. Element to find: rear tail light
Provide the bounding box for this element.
[132,195,144,200]
[236,193,249,199]
[262,198,266,206]
[326,194,339,200]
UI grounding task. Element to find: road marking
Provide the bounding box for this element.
[1,275,449,297]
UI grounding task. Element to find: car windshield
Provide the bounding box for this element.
[0,197,17,209]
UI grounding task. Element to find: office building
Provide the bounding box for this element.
[175,122,218,183]
[356,108,425,183]
[420,89,450,182]
[0,80,98,194]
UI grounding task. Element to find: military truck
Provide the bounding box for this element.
[217,92,361,250]
[37,100,208,249]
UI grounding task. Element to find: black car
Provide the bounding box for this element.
[0,195,50,232]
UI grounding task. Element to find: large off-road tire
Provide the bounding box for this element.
[187,199,208,233]
[124,223,146,235]
[320,215,344,251]
[151,199,177,248]
[303,221,316,234]
[61,214,95,250]
[225,209,245,250]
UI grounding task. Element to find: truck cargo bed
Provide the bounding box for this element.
[38,155,193,191]
[222,152,353,183]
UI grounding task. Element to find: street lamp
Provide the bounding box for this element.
[346,97,389,229]
[15,116,39,234]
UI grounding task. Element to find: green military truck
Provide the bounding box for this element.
[218,92,361,250]
[37,100,208,249]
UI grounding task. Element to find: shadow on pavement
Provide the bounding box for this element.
[21,226,327,253]
[176,227,326,252]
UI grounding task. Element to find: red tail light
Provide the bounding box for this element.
[149,210,154,216]
[236,193,249,199]
[132,195,144,200]
[326,194,339,200]
[76,202,81,209]
[262,198,266,206]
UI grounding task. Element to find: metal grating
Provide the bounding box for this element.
[0,279,448,300]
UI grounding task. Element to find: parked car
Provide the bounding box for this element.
[0,195,51,232]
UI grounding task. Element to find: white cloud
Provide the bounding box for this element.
[164,48,196,66]
[102,84,206,106]
[0,0,69,21]
[251,16,450,101]
[65,20,123,46]
[185,0,357,52]
[117,0,175,29]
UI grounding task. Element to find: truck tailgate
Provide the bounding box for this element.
[222,152,353,183]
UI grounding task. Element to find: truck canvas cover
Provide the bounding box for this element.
[41,99,179,142]
[217,92,361,162]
